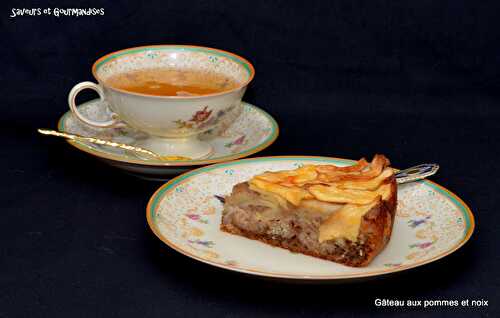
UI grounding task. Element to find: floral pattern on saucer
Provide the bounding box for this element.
[58,99,278,165]
[147,157,474,280]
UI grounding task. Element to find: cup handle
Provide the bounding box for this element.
[68,81,121,128]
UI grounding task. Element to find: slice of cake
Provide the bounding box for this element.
[220,155,397,267]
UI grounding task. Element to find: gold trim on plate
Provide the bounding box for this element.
[57,102,279,167]
[146,156,475,280]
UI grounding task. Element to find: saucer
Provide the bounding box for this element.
[58,99,279,180]
[147,156,474,281]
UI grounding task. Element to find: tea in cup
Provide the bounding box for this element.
[68,45,255,159]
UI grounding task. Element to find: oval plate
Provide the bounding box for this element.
[147,156,474,280]
[58,99,279,179]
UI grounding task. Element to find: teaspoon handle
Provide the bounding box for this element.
[395,163,440,184]
[37,128,160,158]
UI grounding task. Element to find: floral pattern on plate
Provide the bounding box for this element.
[58,99,278,166]
[147,157,474,280]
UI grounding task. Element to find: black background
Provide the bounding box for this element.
[1,1,499,317]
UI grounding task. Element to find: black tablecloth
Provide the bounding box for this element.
[2,1,499,317]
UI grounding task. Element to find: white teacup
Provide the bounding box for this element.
[68,45,255,159]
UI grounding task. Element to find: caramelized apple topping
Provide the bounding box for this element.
[316,154,390,182]
[315,157,369,173]
[318,199,381,242]
[248,155,395,241]
[308,185,381,205]
[249,155,392,206]
[249,178,313,207]
[336,168,394,191]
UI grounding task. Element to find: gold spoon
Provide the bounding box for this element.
[37,129,191,161]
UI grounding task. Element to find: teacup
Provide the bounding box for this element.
[68,45,255,159]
